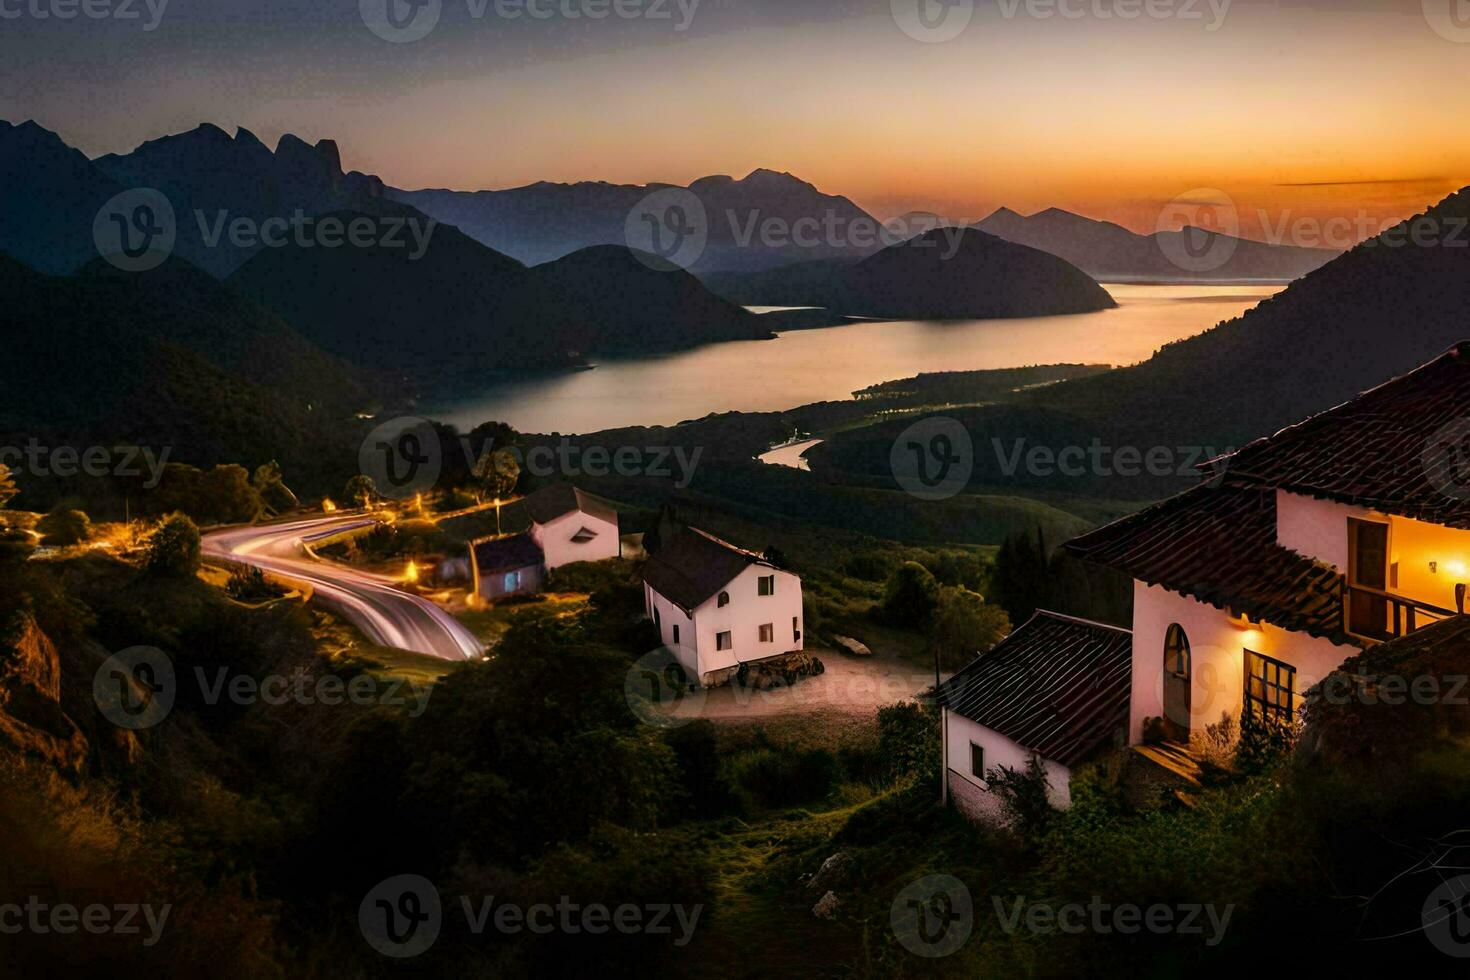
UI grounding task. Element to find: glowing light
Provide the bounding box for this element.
[405,561,420,584]
[322,498,337,513]
[1446,560,1467,579]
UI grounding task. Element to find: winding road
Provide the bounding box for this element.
[202,515,483,661]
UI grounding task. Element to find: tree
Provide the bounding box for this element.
[0,464,17,511]
[252,460,299,515]
[928,586,1011,670]
[145,513,201,577]
[342,475,378,509]
[472,449,520,501]
[199,464,261,524]
[37,507,91,547]
[991,527,1050,625]
[879,561,940,629]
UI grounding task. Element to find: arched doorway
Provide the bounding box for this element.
[1162,624,1192,742]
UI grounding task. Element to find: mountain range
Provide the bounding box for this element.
[974,206,1340,283]
[391,169,877,273]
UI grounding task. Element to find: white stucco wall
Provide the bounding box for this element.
[1129,582,1360,744]
[1275,489,1469,626]
[531,510,620,569]
[645,565,803,682]
[943,707,1073,813]
[646,583,699,677]
[690,565,803,678]
[1275,490,1369,571]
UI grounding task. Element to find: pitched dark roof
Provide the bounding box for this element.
[938,611,1132,768]
[1210,342,1470,528]
[472,533,544,575]
[1064,480,1352,645]
[642,527,771,612]
[515,483,619,527]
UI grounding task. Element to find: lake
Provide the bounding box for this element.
[423,284,1283,435]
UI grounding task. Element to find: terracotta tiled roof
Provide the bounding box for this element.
[1209,342,1470,528]
[939,611,1132,768]
[1064,481,1353,645]
[642,527,771,612]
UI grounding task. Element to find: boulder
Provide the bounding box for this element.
[807,852,853,894]
[0,610,88,774]
[812,890,840,920]
[735,651,825,691]
[831,635,872,657]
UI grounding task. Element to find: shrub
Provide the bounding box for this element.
[37,506,91,546]
[878,561,940,628]
[988,754,1056,841]
[876,700,940,782]
[144,514,201,577]
[224,566,284,603]
[928,586,1010,669]
[724,747,841,810]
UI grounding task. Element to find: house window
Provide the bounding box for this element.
[503,571,519,592]
[793,616,801,641]
[716,631,732,651]
[970,742,985,780]
[717,591,730,608]
[672,624,680,645]
[654,608,661,631]
[1164,624,1190,677]
[758,575,775,596]
[759,623,774,643]
[1244,650,1296,725]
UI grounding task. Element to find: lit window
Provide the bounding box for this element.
[759,623,774,643]
[716,631,732,651]
[1244,650,1296,725]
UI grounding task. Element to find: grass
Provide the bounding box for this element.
[452,592,590,646]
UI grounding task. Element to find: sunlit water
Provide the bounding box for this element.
[424,284,1283,434]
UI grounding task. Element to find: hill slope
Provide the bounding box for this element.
[976,206,1339,282]
[1033,186,1470,449]
[706,228,1116,318]
[0,252,378,495]
[0,121,124,275]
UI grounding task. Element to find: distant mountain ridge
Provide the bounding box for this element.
[974,205,1340,282]
[704,227,1116,318]
[391,168,882,272]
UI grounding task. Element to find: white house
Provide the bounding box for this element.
[642,527,804,686]
[939,611,1132,819]
[469,483,620,600]
[1064,342,1470,748]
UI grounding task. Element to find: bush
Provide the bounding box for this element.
[224,566,284,603]
[724,747,841,810]
[878,561,940,629]
[928,585,1010,669]
[37,506,91,546]
[988,755,1057,841]
[144,514,201,577]
[876,700,940,782]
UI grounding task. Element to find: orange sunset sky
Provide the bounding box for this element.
[4,0,1469,243]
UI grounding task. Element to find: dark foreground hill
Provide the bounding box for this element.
[0,252,376,496]
[705,228,1116,318]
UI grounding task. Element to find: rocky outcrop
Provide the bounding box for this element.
[733,651,825,691]
[0,611,88,774]
[830,635,872,657]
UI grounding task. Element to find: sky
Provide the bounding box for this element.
[3,0,1469,242]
